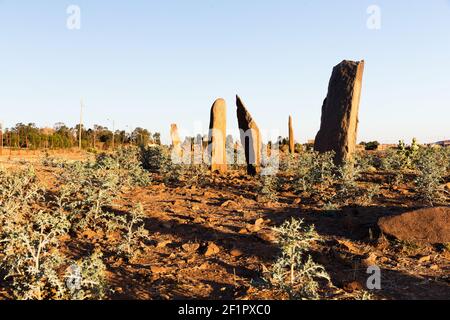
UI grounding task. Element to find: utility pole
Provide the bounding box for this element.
[107,118,115,150]
[9,131,11,158]
[0,122,3,156]
[79,99,83,150]
[93,125,96,150]
[112,120,115,150]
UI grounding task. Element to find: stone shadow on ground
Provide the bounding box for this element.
[259,205,418,242]
[111,201,449,299]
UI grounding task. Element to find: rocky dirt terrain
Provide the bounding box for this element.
[0,149,448,300]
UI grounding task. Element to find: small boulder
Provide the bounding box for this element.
[344,281,364,292]
[378,207,450,244]
[245,218,265,233]
[230,248,243,257]
[418,255,431,264]
[151,266,168,274]
[220,200,239,208]
[156,240,172,248]
[182,243,200,253]
[256,230,277,243]
[362,252,378,267]
[204,242,221,257]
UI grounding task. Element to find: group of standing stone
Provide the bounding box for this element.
[170,59,365,175]
[208,95,263,175]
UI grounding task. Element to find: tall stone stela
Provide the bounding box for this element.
[288,115,294,154]
[314,60,365,164]
[170,124,183,160]
[236,95,261,175]
[208,98,227,173]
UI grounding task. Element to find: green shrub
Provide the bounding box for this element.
[260,174,279,202]
[140,145,171,173]
[0,168,108,300]
[181,164,210,187]
[65,250,108,300]
[383,139,420,172]
[140,145,182,184]
[336,160,360,199]
[267,218,330,299]
[96,146,151,187]
[293,151,336,194]
[414,148,448,205]
[364,141,380,151]
[116,203,149,259]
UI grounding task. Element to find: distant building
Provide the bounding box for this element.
[433,140,450,147]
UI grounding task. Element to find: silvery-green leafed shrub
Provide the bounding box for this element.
[116,203,149,260]
[260,174,279,202]
[0,166,108,300]
[336,160,360,198]
[414,148,448,206]
[96,146,151,187]
[0,166,42,219]
[140,145,182,184]
[56,161,119,231]
[267,218,331,300]
[65,250,108,300]
[293,151,336,194]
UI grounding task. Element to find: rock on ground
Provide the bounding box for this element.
[378,207,450,244]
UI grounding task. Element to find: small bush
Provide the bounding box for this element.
[363,141,380,151]
[41,155,67,168]
[414,148,448,205]
[96,146,151,187]
[140,145,182,184]
[140,145,171,174]
[336,160,360,199]
[181,164,210,187]
[357,184,381,206]
[116,203,149,259]
[293,151,336,195]
[0,161,111,300]
[267,218,330,299]
[260,174,279,202]
[1,208,70,300]
[65,250,108,300]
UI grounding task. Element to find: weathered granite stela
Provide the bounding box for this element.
[208,98,227,173]
[288,115,294,154]
[236,95,262,175]
[170,123,182,160]
[314,60,365,164]
[169,59,365,174]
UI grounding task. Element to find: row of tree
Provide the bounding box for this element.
[0,123,318,153]
[0,123,161,150]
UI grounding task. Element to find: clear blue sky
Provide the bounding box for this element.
[1,0,449,144]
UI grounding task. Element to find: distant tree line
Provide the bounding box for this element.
[359,141,380,151]
[0,123,161,150]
